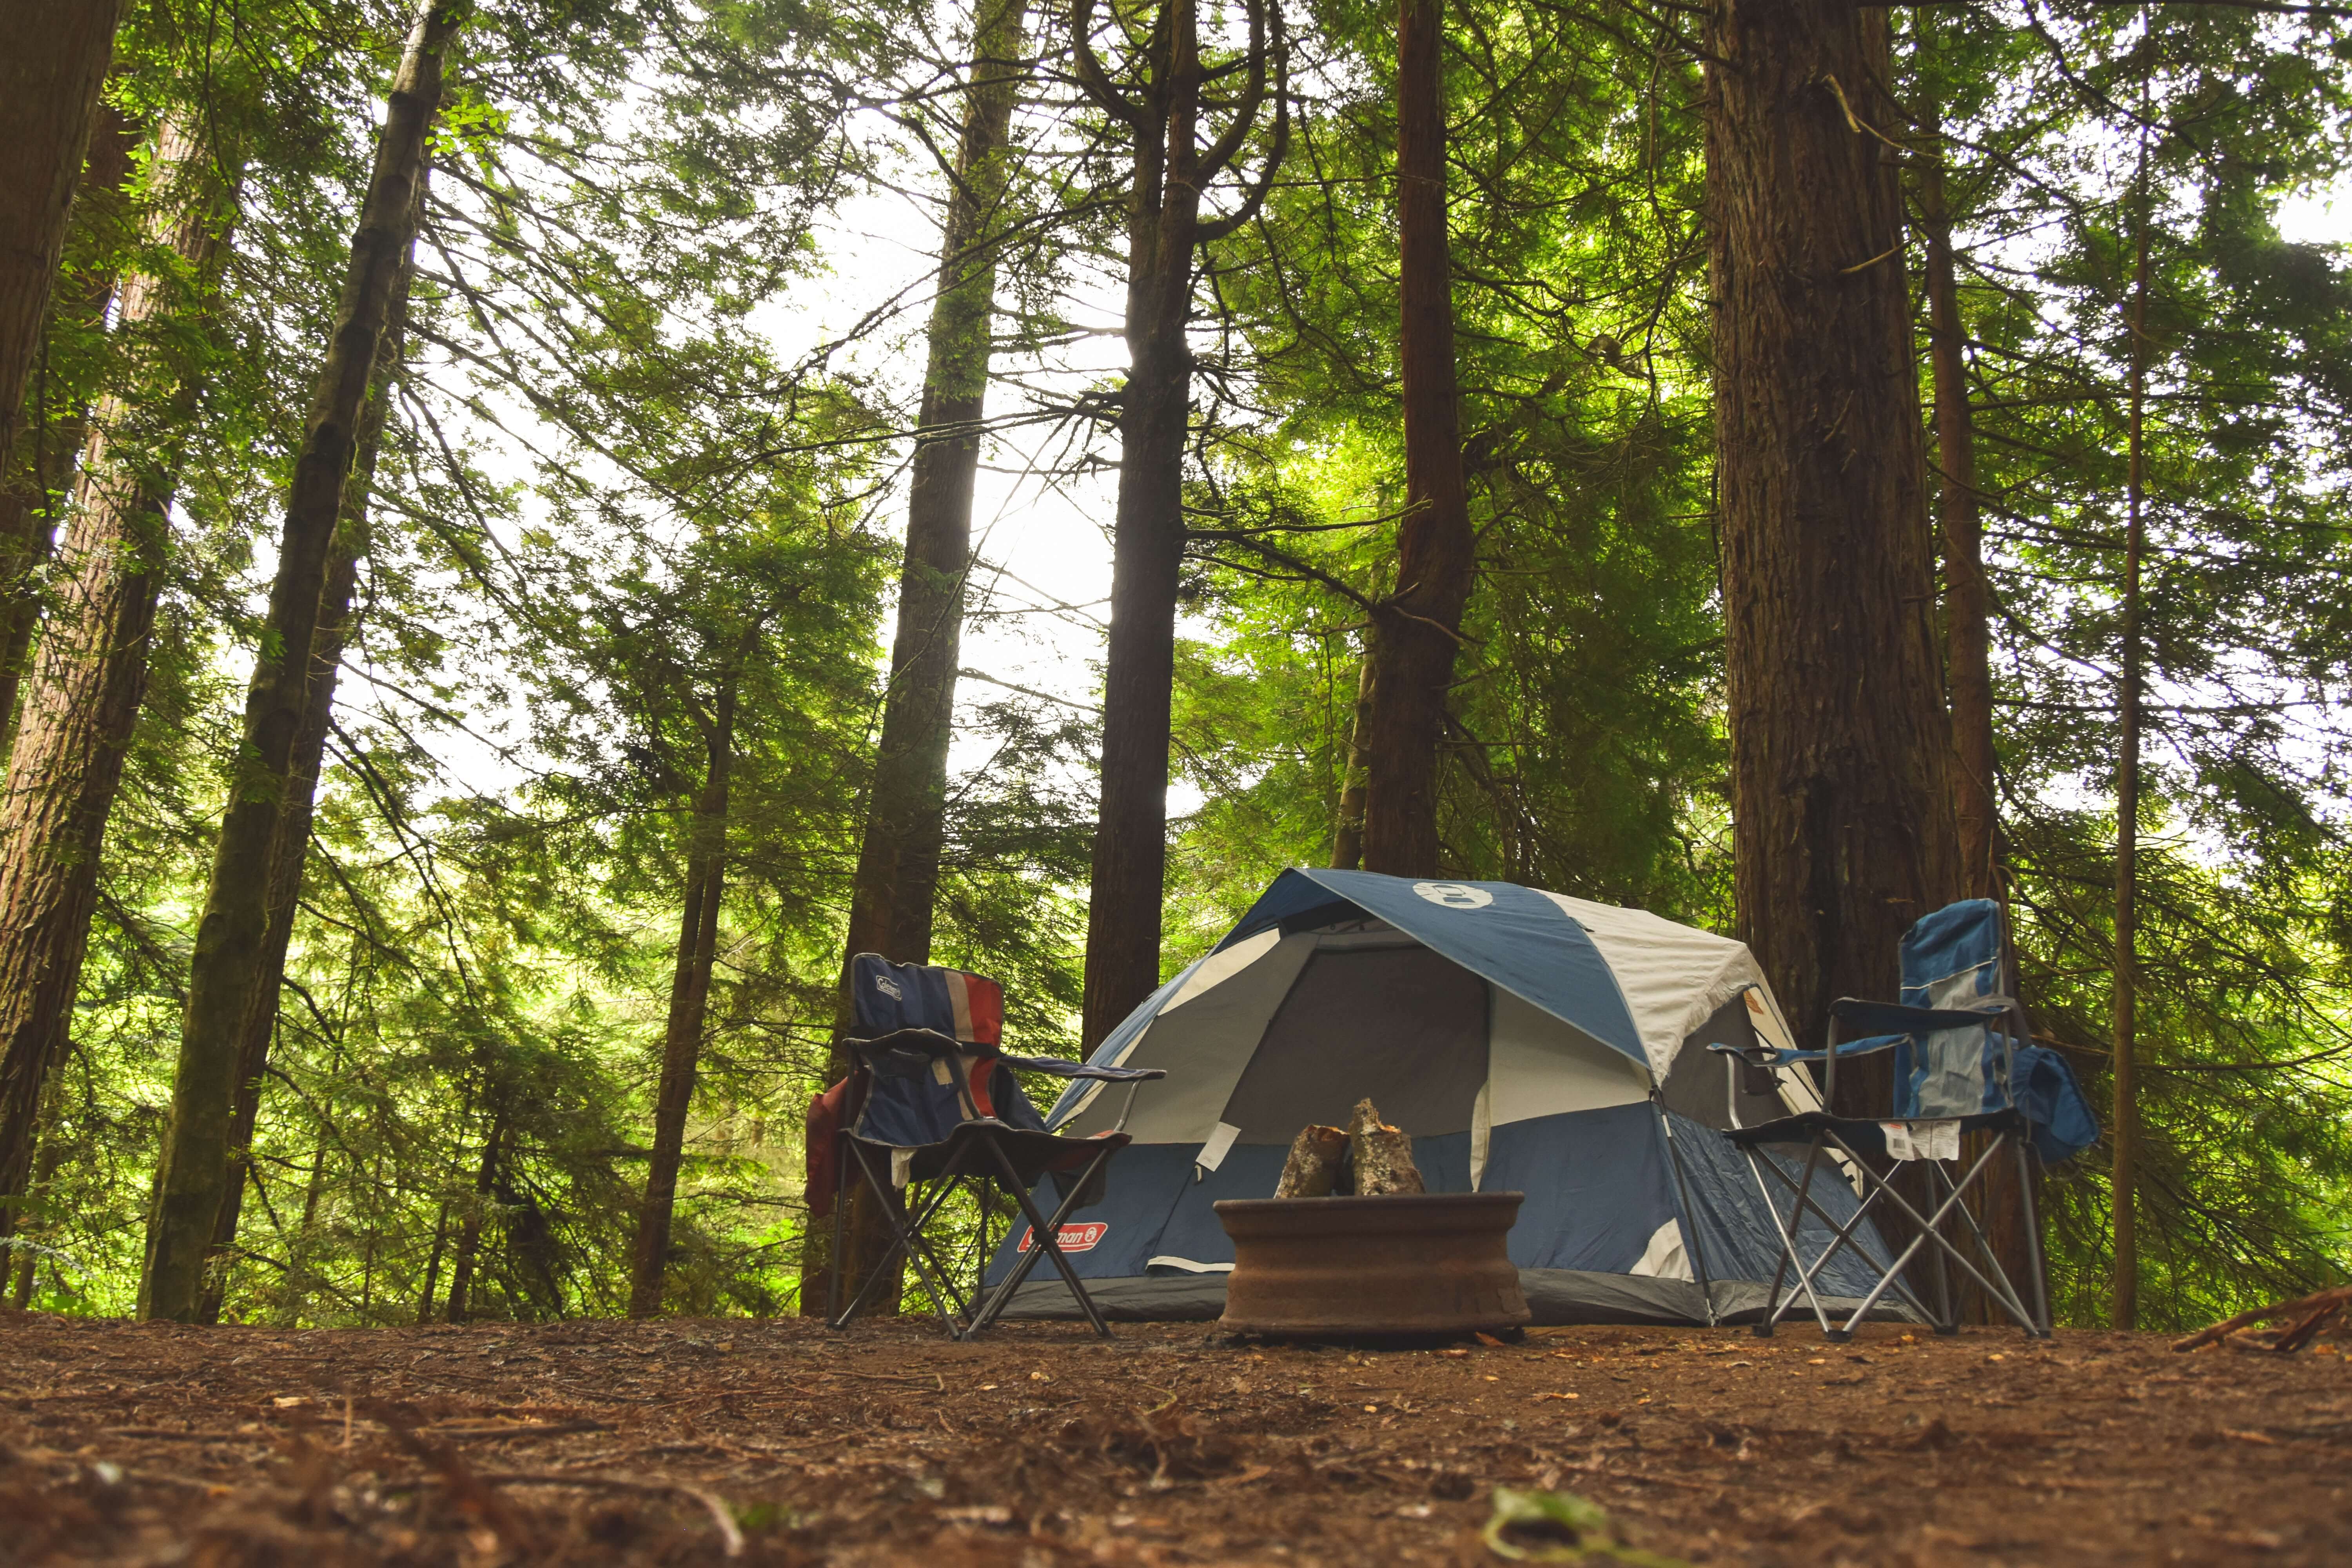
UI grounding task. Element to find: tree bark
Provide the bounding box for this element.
[841,0,1030,971]
[0,115,233,1233]
[1275,1123,1347,1196]
[804,0,1029,1318]
[142,0,463,1323]
[1916,119,1995,902]
[0,0,126,477]
[1330,655,1372,868]
[0,102,138,762]
[193,203,419,1325]
[2112,176,2152,1333]
[628,655,742,1318]
[1074,0,1284,1047]
[1702,1,1960,1093]
[1357,0,1474,879]
[1914,93,2043,1326]
[444,1111,503,1324]
[1346,1098,1424,1195]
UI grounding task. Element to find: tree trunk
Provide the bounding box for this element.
[1330,655,1372,868]
[1357,0,1473,879]
[9,1076,67,1307]
[0,115,233,1231]
[0,102,138,761]
[842,0,1030,970]
[1916,120,1995,901]
[0,0,126,476]
[444,1112,503,1324]
[194,202,419,1325]
[1080,1,1206,1050]
[1069,0,1283,1045]
[2112,177,2152,1333]
[1702,1,1960,1092]
[142,0,461,1323]
[805,0,1029,1318]
[416,1200,450,1325]
[628,659,741,1318]
[1915,93,2043,1327]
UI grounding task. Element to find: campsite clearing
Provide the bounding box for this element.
[4,1312,2347,1564]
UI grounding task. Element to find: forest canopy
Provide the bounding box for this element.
[0,0,2348,1334]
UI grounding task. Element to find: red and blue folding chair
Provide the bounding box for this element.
[813,954,1162,1338]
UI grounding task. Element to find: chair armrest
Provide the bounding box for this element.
[846,1027,964,1060]
[1706,1040,1778,1063]
[1827,998,2004,1036]
[1000,1053,1165,1082]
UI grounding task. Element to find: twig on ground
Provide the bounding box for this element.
[2173,1284,2352,1353]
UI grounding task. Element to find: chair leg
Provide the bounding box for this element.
[1921,1161,1960,1336]
[826,1129,849,1327]
[966,1141,1116,1339]
[831,1141,978,1333]
[1742,1141,1838,1337]
[2016,1138,2053,1336]
[1825,1131,2033,1337]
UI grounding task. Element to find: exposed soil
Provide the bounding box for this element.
[4,1311,2347,1565]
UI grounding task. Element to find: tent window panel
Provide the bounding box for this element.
[1657,992,1789,1131]
[1486,986,1653,1123]
[1216,947,1488,1140]
[1058,934,1318,1143]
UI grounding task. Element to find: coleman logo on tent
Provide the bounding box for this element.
[1017,1222,1107,1254]
[1413,880,1493,910]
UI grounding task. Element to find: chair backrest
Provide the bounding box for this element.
[842,954,1046,1147]
[848,953,1003,1048]
[1898,898,2007,1010]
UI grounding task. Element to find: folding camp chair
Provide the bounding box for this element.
[1710,899,2097,1341]
[817,953,1163,1339]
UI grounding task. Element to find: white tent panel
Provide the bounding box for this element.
[1538,891,1774,1081]
[1486,984,1653,1127]
[1063,931,1316,1144]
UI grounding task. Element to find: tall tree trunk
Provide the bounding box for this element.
[804,0,1029,1319]
[1915,91,2043,1326]
[0,0,126,476]
[2112,176,2152,1333]
[142,0,462,1323]
[1330,654,1372,868]
[1072,0,1283,1047]
[842,0,1030,970]
[1081,7,1204,1050]
[1357,0,1473,878]
[194,207,419,1325]
[1702,1,1960,1088]
[0,102,138,761]
[0,116,234,1232]
[1916,118,1995,901]
[9,1075,67,1307]
[629,660,741,1318]
[444,1111,503,1325]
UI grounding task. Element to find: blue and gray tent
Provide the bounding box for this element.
[989,868,1901,1325]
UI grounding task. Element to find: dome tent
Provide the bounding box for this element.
[987,868,1898,1325]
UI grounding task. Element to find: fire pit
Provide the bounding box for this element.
[1213,1191,1530,1337]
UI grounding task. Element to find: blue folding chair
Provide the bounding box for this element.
[819,953,1163,1338]
[1711,900,2097,1340]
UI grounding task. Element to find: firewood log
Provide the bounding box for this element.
[1347,1098,1425,1196]
[1275,1124,1349,1197]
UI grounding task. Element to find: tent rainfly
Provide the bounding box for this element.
[987,868,1898,1325]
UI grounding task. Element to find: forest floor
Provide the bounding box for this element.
[2,1311,2347,1566]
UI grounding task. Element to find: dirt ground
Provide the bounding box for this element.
[3,1310,2348,1566]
